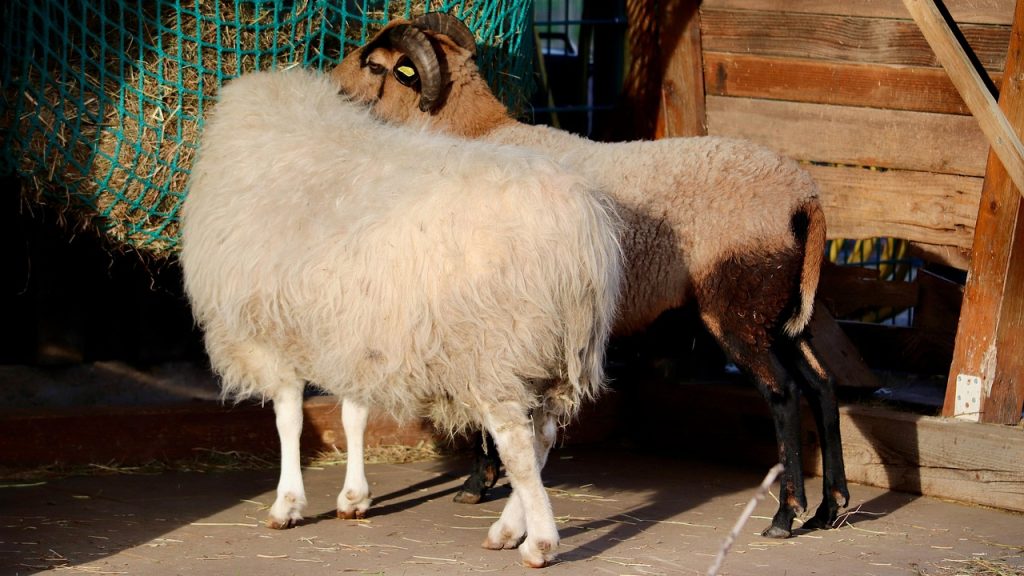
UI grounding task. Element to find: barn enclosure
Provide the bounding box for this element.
[1,0,1022,564]
[620,0,1024,514]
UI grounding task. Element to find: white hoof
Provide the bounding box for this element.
[482,518,526,550]
[337,487,372,520]
[267,491,306,529]
[519,535,558,568]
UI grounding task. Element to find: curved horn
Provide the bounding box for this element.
[412,12,477,56]
[387,24,444,112]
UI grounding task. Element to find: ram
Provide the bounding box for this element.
[180,68,621,567]
[331,13,849,539]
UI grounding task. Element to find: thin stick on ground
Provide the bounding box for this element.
[706,463,785,576]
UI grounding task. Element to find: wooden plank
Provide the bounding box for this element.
[813,404,1024,512]
[701,0,1015,25]
[0,397,438,467]
[0,392,623,468]
[946,0,1024,424]
[654,0,707,137]
[806,303,881,389]
[904,0,1024,200]
[805,164,981,267]
[913,268,965,365]
[707,96,991,176]
[637,381,1024,513]
[988,214,1024,422]
[701,9,1011,71]
[704,53,1002,115]
[840,321,955,374]
[616,0,661,139]
[818,265,920,318]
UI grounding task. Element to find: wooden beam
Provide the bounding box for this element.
[903,0,1024,199]
[806,303,881,389]
[707,96,990,176]
[806,164,981,266]
[655,0,707,137]
[0,392,623,468]
[0,397,438,467]
[701,0,1016,25]
[704,52,1002,115]
[633,381,1024,513]
[700,8,1011,70]
[945,0,1024,424]
[816,404,1024,512]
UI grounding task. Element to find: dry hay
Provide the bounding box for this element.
[90,0,333,254]
[10,0,448,256]
[0,442,444,483]
[308,441,443,468]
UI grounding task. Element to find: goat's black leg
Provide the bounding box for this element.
[453,431,501,504]
[791,337,849,530]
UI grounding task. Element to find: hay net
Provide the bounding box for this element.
[0,0,533,257]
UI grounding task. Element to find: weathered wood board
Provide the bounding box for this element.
[701,9,1010,70]
[706,96,991,176]
[701,0,1015,25]
[705,53,999,115]
[810,404,1024,513]
[3,385,1021,514]
[945,0,1024,424]
[805,164,981,268]
[699,0,1016,266]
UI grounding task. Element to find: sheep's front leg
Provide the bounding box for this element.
[268,383,307,528]
[337,398,372,519]
[482,406,559,568]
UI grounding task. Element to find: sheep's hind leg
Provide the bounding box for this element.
[751,360,807,538]
[703,312,807,538]
[792,336,849,531]
[268,383,308,528]
[482,405,559,568]
[337,398,373,519]
[453,431,501,504]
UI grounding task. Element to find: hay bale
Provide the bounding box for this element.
[89,0,334,254]
[2,0,528,257]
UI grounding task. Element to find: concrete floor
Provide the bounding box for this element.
[2,444,1022,576]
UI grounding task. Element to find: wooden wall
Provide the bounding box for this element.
[696,0,1017,269]
[648,0,1023,423]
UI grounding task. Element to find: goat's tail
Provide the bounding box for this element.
[782,199,827,337]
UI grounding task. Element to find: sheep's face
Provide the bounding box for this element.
[332,14,509,137]
[334,22,418,122]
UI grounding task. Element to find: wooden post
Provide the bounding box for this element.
[944,0,1024,424]
[655,0,707,138]
[903,0,1024,199]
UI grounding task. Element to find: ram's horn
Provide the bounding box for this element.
[412,12,477,56]
[387,24,444,112]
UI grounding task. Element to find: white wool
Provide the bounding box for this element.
[180,69,621,435]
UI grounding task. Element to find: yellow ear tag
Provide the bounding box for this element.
[397,65,416,78]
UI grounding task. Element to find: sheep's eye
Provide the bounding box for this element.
[367,62,386,75]
[393,56,419,87]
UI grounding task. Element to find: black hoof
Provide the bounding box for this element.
[453,490,483,505]
[761,524,792,539]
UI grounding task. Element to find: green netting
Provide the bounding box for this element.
[0,0,533,256]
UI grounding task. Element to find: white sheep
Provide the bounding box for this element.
[330,13,850,539]
[179,67,622,568]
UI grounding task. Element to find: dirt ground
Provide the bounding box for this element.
[3,444,1022,576]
